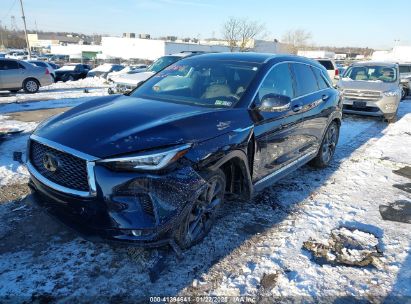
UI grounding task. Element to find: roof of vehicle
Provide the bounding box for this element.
[180,52,326,69]
[352,61,398,67]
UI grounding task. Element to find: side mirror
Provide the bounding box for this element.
[258,93,291,112]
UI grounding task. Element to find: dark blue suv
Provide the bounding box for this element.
[27,53,342,249]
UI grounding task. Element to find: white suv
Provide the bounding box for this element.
[316,59,339,83]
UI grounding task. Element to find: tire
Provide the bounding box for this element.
[384,111,398,123]
[401,86,406,100]
[310,121,339,168]
[174,169,226,249]
[51,74,56,82]
[23,79,39,93]
[67,75,75,81]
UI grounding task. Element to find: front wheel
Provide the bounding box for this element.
[401,86,406,100]
[175,169,226,249]
[310,121,339,168]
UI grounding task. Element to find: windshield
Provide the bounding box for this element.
[343,65,397,82]
[146,56,181,73]
[131,59,260,108]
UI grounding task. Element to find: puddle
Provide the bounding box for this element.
[303,227,383,268]
[393,183,411,194]
[393,166,411,180]
[379,200,411,224]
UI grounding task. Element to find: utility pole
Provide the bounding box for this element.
[0,21,5,50]
[19,0,31,58]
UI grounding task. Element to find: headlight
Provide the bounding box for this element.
[99,144,191,171]
[383,90,400,97]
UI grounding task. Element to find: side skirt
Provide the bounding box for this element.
[252,151,317,193]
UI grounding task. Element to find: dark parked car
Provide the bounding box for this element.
[27,53,341,249]
[54,64,91,82]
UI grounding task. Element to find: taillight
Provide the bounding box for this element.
[45,68,50,75]
[335,69,339,76]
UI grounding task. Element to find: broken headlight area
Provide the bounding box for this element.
[98,144,191,171]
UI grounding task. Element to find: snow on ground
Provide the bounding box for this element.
[0,115,37,186]
[0,96,100,115]
[0,100,409,302]
[0,77,109,105]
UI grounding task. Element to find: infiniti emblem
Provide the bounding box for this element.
[42,153,59,172]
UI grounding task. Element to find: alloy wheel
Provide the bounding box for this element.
[321,123,338,164]
[182,173,225,246]
[25,80,38,93]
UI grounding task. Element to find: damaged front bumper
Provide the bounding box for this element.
[28,164,207,246]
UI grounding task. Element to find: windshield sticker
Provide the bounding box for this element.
[153,86,161,92]
[215,100,233,107]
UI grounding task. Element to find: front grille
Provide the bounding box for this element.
[30,140,90,192]
[343,90,382,101]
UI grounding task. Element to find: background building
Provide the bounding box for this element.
[372,46,411,62]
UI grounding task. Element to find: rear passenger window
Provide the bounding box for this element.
[399,65,411,73]
[0,60,19,70]
[312,67,329,90]
[318,60,334,70]
[257,63,294,102]
[291,63,319,96]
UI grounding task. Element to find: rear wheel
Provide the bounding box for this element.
[310,121,339,168]
[175,169,226,249]
[23,79,39,93]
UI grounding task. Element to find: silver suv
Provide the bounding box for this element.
[0,59,53,93]
[399,63,411,99]
[337,62,401,122]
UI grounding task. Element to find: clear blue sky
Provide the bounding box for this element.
[1,0,409,49]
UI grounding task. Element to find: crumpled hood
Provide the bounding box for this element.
[338,79,398,92]
[114,71,154,85]
[34,95,249,158]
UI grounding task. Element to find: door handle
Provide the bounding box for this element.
[293,104,303,112]
[322,94,329,101]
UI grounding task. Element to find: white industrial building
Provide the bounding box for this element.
[372,46,411,62]
[100,36,231,60]
[47,36,287,61]
[297,50,335,59]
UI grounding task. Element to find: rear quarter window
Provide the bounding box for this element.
[291,63,319,96]
[312,67,330,90]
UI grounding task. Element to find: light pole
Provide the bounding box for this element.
[19,0,31,58]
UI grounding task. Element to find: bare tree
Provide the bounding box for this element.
[282,29,312,54]
[222,17,241,52]
[221,17,265,52]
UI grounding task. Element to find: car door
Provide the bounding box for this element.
[290,63,329,155]
[302,66,337,150]
[251,62,307,184]
[74,65,84,79]
[0,60,23,89]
